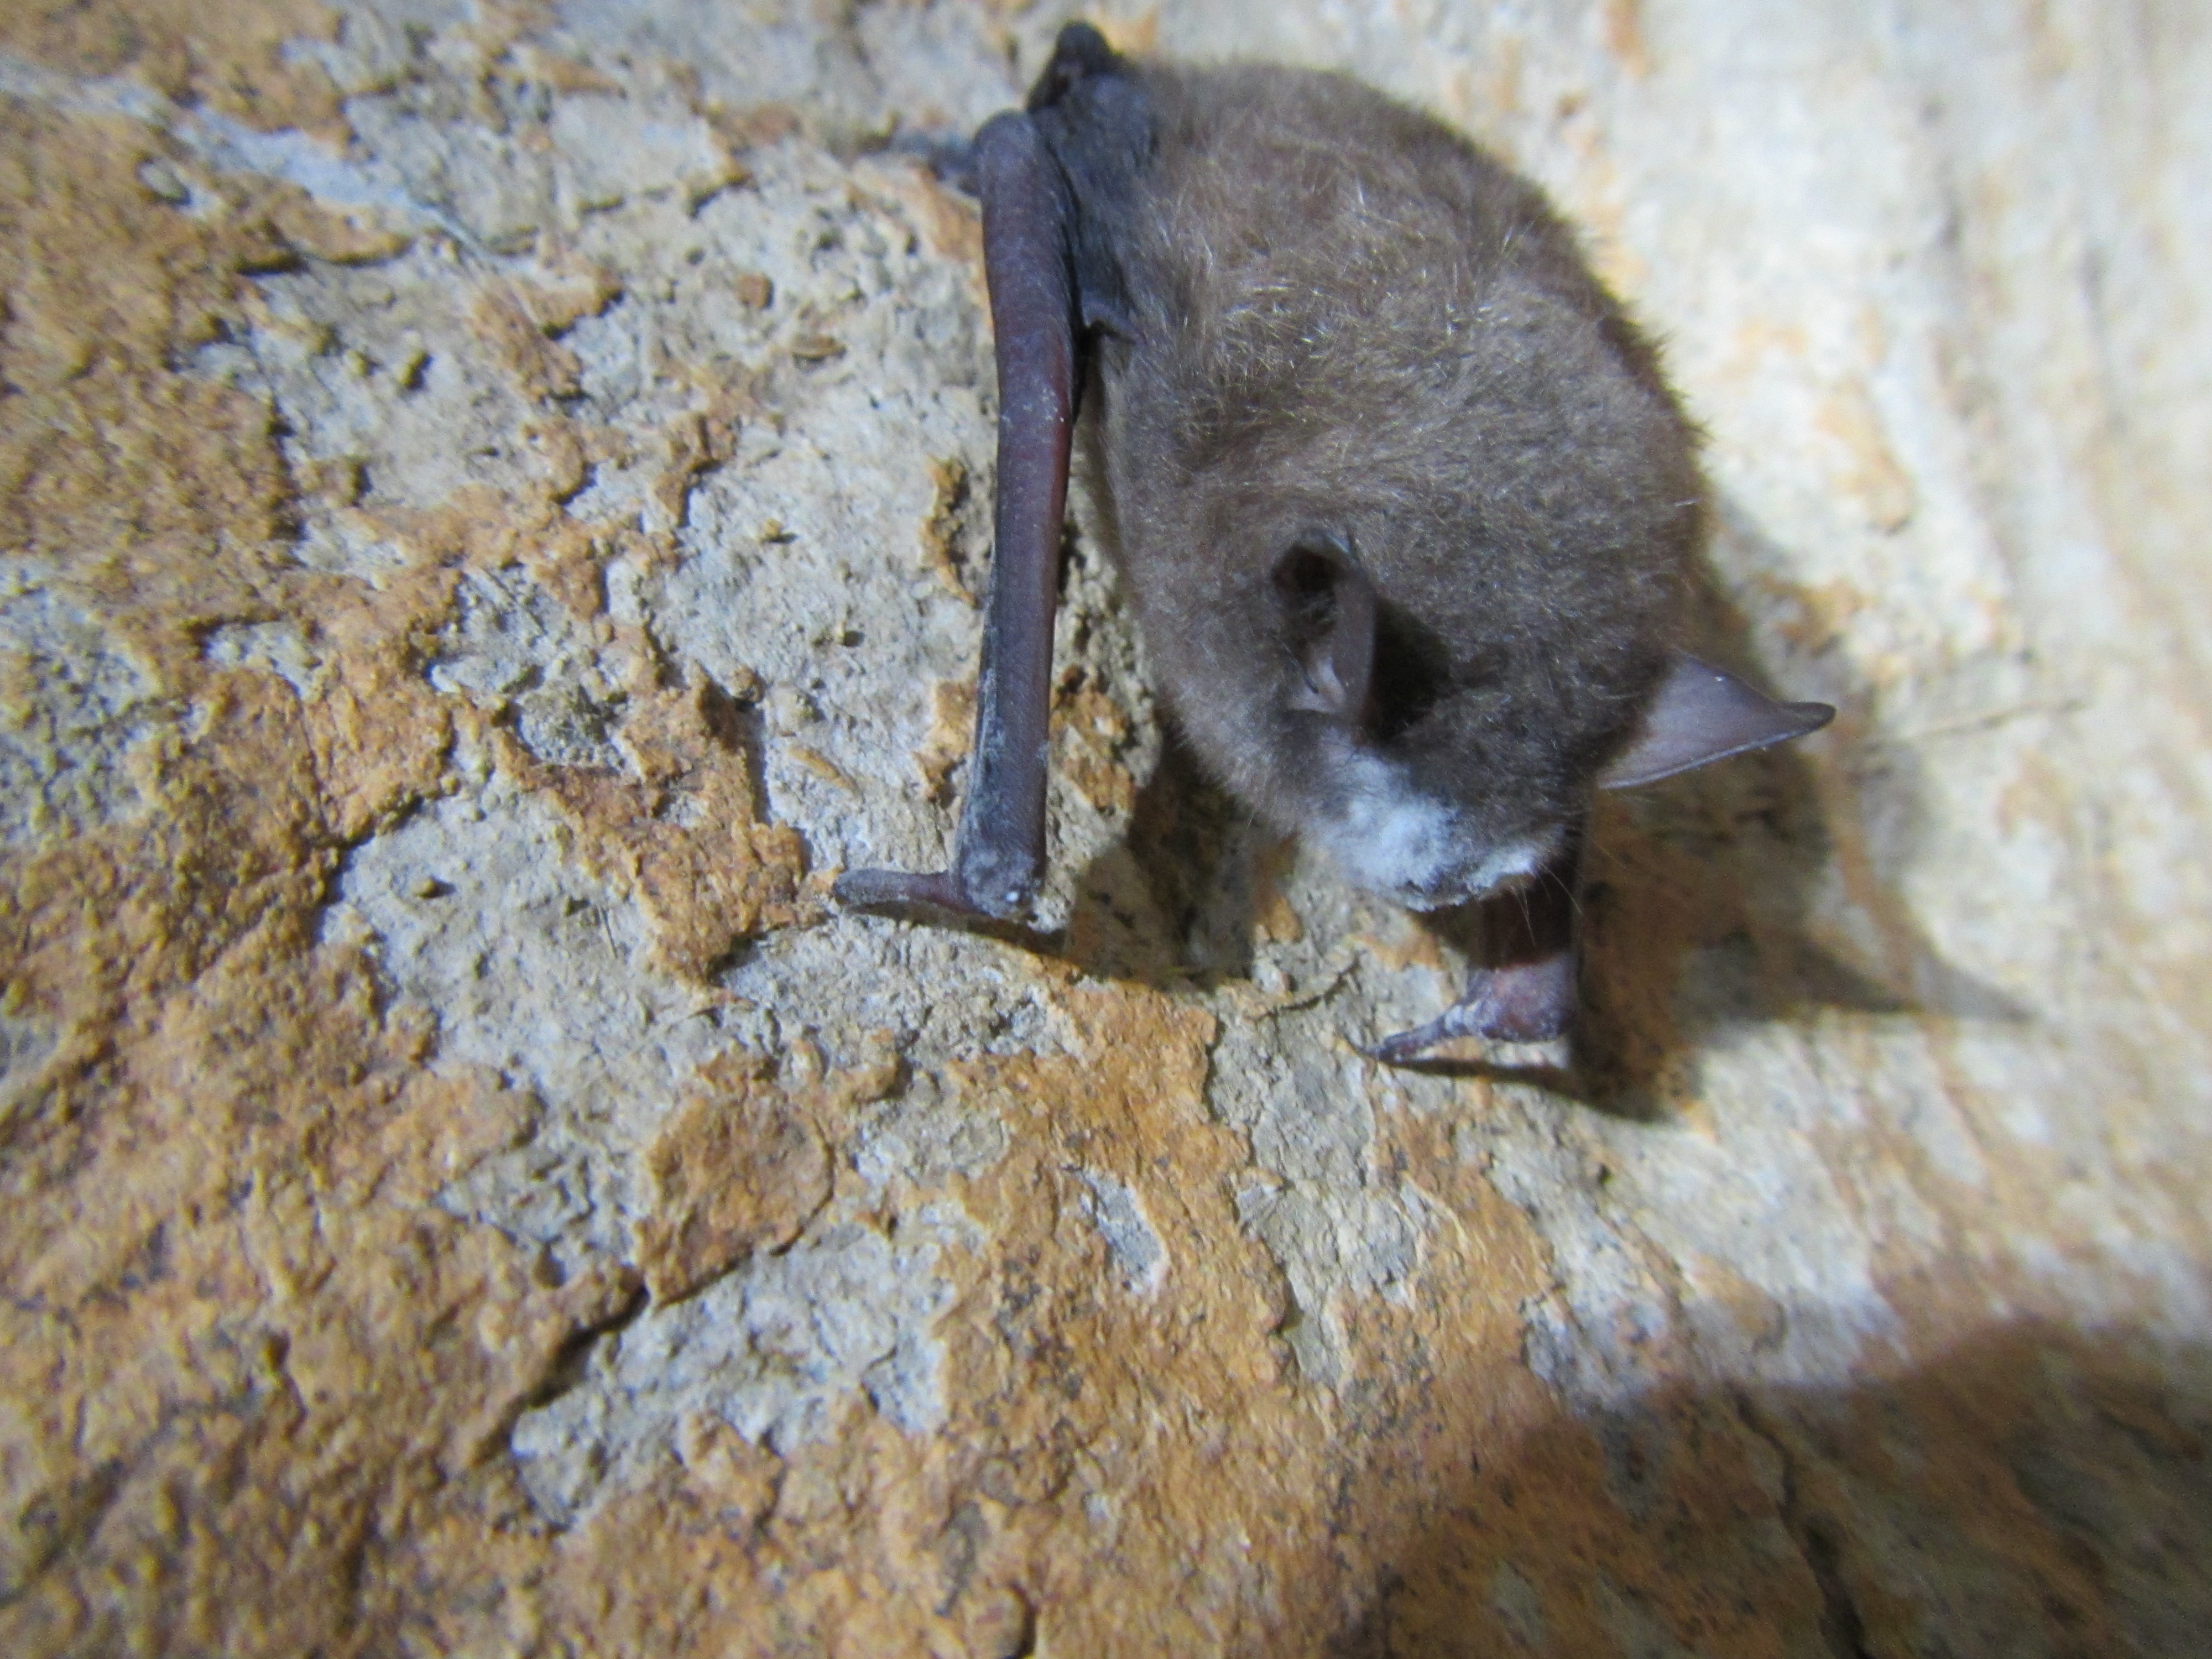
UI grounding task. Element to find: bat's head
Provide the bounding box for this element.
[1207,508,1679,912]
[1089,102,1833,909]
[1113,304,1828,911]
[1172,514,1829,911]
[1253,527,1830,906]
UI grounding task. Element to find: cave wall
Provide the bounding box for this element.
[2,1,2208,1653]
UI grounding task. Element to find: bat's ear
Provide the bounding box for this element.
[1599,653,1834,789]
[1274,540,1376,721]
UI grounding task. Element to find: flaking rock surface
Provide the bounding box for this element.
[2,2,2208,1655]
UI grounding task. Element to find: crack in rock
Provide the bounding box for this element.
[512,1209,972,1525]
[320,754,744,1266]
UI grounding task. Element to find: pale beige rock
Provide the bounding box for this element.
[1,2,2207,1655]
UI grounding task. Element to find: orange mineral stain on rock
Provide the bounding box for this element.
[1603,0,1655,80]
[1817,375,1919,533]
[918,455,979,604]
[508,674,809,982]
[635,1052,834,1302]
[916,674,977,803]
[6,4,2211,1656]
[1052,669,1140,817]
[0,0,343,130]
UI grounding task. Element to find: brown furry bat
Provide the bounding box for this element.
[837,23,1830,1062]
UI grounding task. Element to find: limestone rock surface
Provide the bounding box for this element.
[2,2,2208,1654]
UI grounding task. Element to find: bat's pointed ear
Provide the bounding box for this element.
[1599,653,1834,789]
[1274,539,1376,721]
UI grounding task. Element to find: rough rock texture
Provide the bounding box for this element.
[3,2,2208,1654]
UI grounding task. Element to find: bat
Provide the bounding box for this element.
[836,23,1833,1064]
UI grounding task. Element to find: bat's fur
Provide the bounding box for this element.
[1029,32,1702,908]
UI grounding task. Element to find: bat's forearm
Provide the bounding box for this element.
[953,112,1077,916]
[836,112,1077,924]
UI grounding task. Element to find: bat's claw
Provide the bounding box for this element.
[833,867,1001,926]
[1371,954,1574,1066]
[834,865,1063,953]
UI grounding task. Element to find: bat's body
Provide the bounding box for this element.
[838,26,1832,1062]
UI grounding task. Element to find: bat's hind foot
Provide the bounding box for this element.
[1372,953,1575,1066]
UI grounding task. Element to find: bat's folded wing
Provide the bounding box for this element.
[835,109,1078,927]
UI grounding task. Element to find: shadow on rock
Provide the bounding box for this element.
[1326,1318,2212,1658]
[1482,497,2027,1118]
[1064,722,1277,989]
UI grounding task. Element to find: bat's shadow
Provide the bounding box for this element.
[1324,1317,2212,1655]
[1065,497,2027,1119]
[1071,726,1265,986]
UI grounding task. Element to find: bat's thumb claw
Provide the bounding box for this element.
[834,866,1026,929]
[834,867,970,914]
